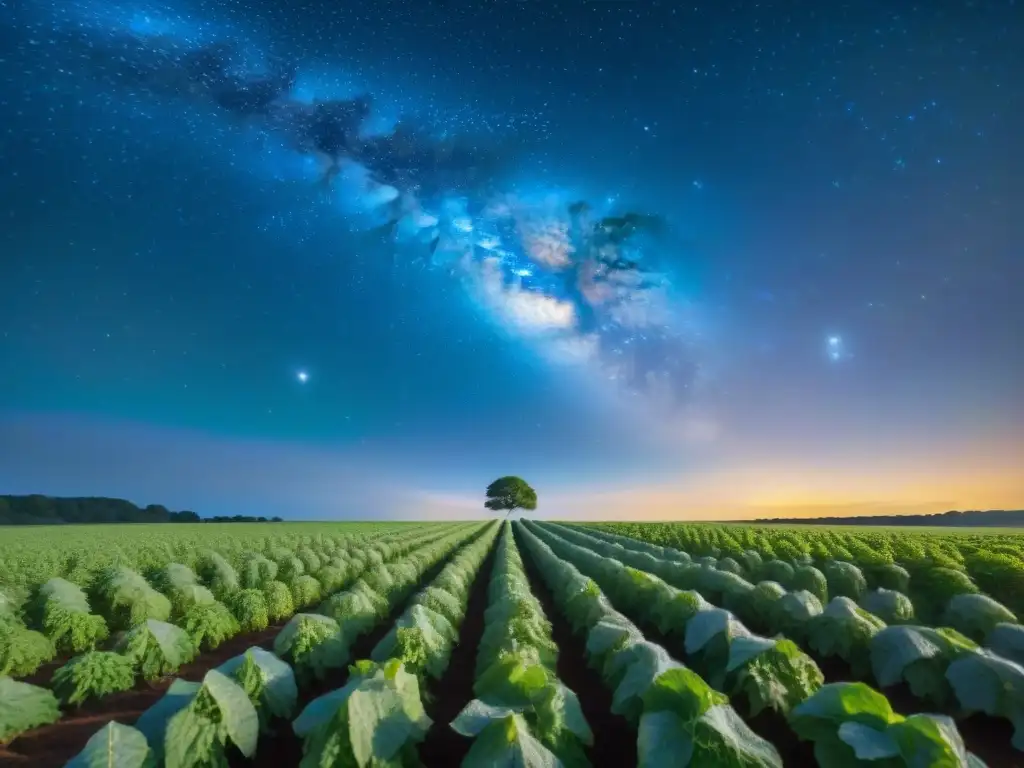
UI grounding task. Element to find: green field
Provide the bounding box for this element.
[2,520,1022,767]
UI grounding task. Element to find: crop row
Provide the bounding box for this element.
[537,520,1020,761]
[5,519,1018,767]
[0,523,477,744]
[2,521,494,764]
[592,521,1024,616]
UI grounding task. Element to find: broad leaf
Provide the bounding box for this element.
[66,721,153,768]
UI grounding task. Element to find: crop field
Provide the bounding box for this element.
[1,521,1023,767]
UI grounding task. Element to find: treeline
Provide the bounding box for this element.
[0,495,283,525]
[753,509,1024,527]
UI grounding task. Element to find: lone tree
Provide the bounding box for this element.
[484,476,537,518]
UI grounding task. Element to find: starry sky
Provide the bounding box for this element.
[0,0,1022,521]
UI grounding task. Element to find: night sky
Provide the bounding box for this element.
[1,0,1021,520]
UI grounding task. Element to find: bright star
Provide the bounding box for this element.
[297,370,309,383]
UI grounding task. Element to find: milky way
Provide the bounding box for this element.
[7,0,706,423]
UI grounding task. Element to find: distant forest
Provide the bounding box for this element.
[0,495,283,525]
[753,509,1024,527]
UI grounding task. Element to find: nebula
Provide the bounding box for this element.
[16,0,706,421]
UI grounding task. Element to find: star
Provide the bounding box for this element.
[297,370,309,383]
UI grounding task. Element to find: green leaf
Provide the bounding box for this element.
[0,676,61,744]
[163,702,219,768]
[607,641,682,722]
[452,699,522,737]
[944,594,1017,644]
[217,647,298,722]
[726,637,824,717]
[52,651,136,706]
[638,710,693,767]
[462,714,563,768]
[475,653,552,707]
[292,684,357,738]
[293,660,431,767]
[684,608,751,655]
[117,620,195,682]
[725,635,777,672]
[202,668,259,757]
[836,721,900,760]
[888,714,979,768]
[639,705,783,767]
[134,679,201,752]
[642,667,727,723]
[946,649,1024,750]
[347,669,431,764]
[66,721,154,768]
[691,704,783,767]
[790,682,902,747]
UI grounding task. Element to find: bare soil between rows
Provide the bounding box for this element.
[416,539,498,765]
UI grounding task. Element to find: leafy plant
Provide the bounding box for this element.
[273,613,349,682]
[314,565,346,594]
[825,562,868,601]
[93,567,172,630]
[452,525,592,765]
[789,682,984,767]
[135,669,258,767]
[180,600,239,651]
[772,590,823,643]
[865,563,910,593]
[0,614,55,677]
[293,659,431,768]
[195,551,240,600]
[760,560,795,589]
[262,580,295,622]
[947,649,1024,750]
[289,575,322,609]
[683,607,754,689]
[116,619,196,681]
[869,625,976,706]
[52,651,136,706]
[943,593,1016,643]
[860,589,915,625]
[638,667,783,767]
[807,597,886,677]
[373,605,456,679]
[725,636,824,717]
[0,676,61,744]
[240,555,278,589]
[792,565,829,603]
[229,588,270,633]
[217,647,298,730]
[988,622,1024,667]
[66,721,154,768]
[31,577,110,653]
[910,567,979,623]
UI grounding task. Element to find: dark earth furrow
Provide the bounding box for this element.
[416,538,498,766]
[515,525,639,768]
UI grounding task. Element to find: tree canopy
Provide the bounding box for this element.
[0,495,284,525]
[484,476,537,517]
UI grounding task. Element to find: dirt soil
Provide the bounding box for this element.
[416,541,498,765]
